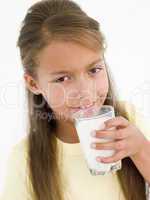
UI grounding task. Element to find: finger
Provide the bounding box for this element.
[91,140,126,151]
[92,129,129,139]
[96,150,126,163]
[104,116,130,129]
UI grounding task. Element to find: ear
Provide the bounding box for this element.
[24,73,42,95]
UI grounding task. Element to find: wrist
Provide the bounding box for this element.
[131,139,150,161]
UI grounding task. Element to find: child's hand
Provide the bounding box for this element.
[90,116,148,163]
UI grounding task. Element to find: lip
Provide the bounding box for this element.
[70,102,95,113]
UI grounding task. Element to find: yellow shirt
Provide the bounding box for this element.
[0,102,150,200]
[56,136,126,200]
[0,137,126,200]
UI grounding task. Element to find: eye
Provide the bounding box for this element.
[89,65,104,75]
[54,76,70,83]
[53,65,104,83]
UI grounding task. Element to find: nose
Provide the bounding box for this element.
[68,76,96,107]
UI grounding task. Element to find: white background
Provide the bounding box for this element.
[0,0,150,192]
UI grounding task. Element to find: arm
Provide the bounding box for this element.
[130,104,150,184]
[131,139,150,184]
[92,101,150,183]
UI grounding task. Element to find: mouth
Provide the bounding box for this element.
[70,102,95,112]
[69,101,101,119]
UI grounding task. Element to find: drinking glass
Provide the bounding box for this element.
[73,105,122,175]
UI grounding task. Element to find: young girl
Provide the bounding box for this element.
[1,0,150,200]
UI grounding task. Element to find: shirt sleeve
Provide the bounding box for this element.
[123,101,150,141]
[131,105,150,141]
[124,102,150,199]
[0,139,33,200]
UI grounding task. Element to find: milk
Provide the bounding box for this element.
[73,105,122,175]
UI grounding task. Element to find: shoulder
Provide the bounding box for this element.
[0,137,32,200]
[12,136,28,155]
[117,100,150,141]
[116,100,136,122]
[6,136,30,183]
[4,136,29,176]
[7,137,29,166]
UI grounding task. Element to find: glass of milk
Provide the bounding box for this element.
[72,105,122,175]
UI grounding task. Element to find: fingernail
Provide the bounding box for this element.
[96,157,101,162]
[91,130,96,137]
[91,143,96,148]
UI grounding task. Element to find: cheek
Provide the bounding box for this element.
[96,73,109,94]
[44,83,66,109]
[42,72,109,111]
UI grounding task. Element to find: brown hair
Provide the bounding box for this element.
[17,0,146,200]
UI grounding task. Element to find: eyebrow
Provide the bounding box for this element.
[49,58,103,76]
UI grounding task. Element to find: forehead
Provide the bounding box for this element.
[37,41,103,73]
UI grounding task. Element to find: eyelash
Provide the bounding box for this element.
[54,66,104,83]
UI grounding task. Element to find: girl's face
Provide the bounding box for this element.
[25,41,109,122]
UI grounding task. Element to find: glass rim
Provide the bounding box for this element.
[73,105,115,124]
